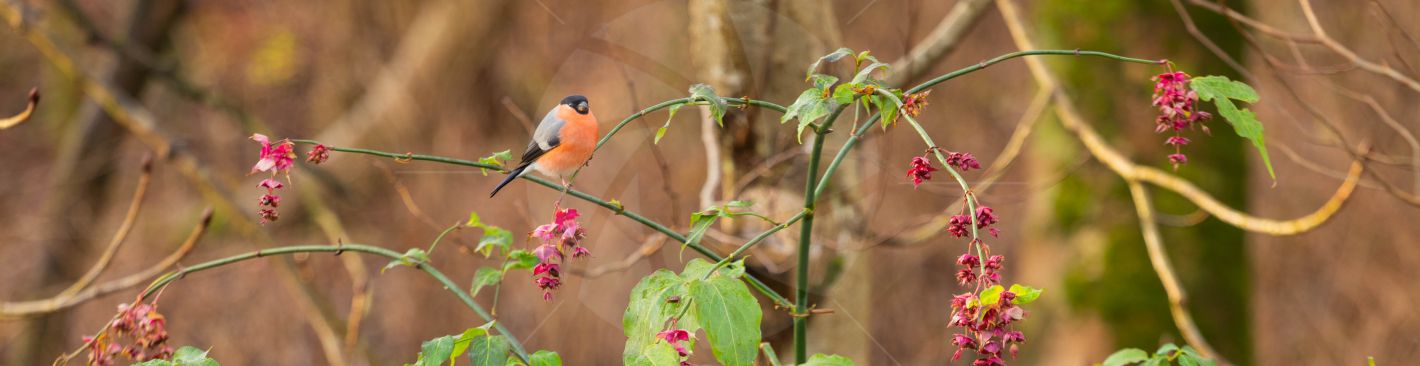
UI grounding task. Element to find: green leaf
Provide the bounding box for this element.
[133,361,175,366]
[471,267,503,297]
[1190,76,1258,103]
[504,356,524,366]
[475,227,513,257]
[685,209,722,250]
[450,327,490,366]
[1154,343,1179,357]
[384,248,431,273]
[624,342,682,366]
[464,211,488,225]
[528,350,562,366]
[1101,348,1149,366]
[689,84,728,127]
[851,62,889,84]
[782,86,832,144]
[655,104,682,144]
[689,272,762,366]
[468,335,511,366]
[169,346,219,366]
[832,83,857,106]
[1007,284,1043,305]
[863,94,897,129]
[1189,75,1274,180]
[802,353,857,366]
[979,285,1005,306]
[806,47,854,80]
[416,335,457,366]
[622,270,699,364]
[504,250,539,272]
[477,150,514,176]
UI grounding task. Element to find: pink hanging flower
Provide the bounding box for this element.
[1151,71,1212,170]
[249,134,295,175]
[306,144,330,164]
[528,208,590,300]
[906,156,937,188]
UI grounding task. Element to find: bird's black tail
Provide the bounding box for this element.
[489,163,530,197]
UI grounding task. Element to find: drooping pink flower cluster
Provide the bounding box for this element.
[306,143,331,164]
[902,90,932,117]
[948,286,1027,365]
[530,208,590,300]
[947,206,1000,238]
[1151,71,1212,170]
[656,328,694,366]
[943,195,1026,364]
[944,151,981,172]
[84,302,173,365]
[906,156,937,188]
[905,148,981,188]
[250,134,295,224]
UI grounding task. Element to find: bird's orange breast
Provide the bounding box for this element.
[536,107,598,177]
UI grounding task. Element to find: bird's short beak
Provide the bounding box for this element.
[576,101,588,113]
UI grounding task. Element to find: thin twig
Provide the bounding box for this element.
[997,0,1366,236]
[1125,179,1226,363]
[1,208,213,319]
[55,156,153,299]
[1297,0,1420,93]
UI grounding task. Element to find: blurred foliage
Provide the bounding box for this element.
[1036,1,1253,364]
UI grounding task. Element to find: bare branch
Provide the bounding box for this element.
[997,0,1365,237]
[887,0,994,86]
[1125,179,1226,363]
[1,208,213,319]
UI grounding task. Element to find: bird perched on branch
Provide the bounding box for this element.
[490,95,599,197]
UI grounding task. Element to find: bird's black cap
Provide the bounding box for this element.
[561,95,590,114]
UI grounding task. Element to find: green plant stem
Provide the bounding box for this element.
[704,211,808,279]
[426,221,461,255]
[761,342,783,366]
[792,106,846,364]
[814,50,1161,198]
[137,243,531,364]
[291,141,794,309]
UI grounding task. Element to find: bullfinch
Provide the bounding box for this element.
[489,95,599,197]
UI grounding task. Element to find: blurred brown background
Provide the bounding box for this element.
[1,0,1417,365]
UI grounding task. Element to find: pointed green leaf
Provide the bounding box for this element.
[806,47,854,80]
[685,209,721,250]
[1189,75,1274,180]
[171,346,219,366]
[689,272,762,366]
[466,211,484,228]
[832,84,857,106]
[468,335,511,366]
[803,354,857,366]
[655,104,682,144]
[689,84,728,126]
[1007,284,1043,305]
[622,270,700,364]
[504,250,539,272]
[417,335,457,366]
[809,74,839,91]
[979,285,1005,305]
[1153,343,1179,357]
[471,268,503,297]
[528,350,562,366]
[477,150,514,176]
[475,227,513,257]
[1190,76,1258,103]
[384,248,431,272]
[624,342,682,366]
[450,327,490,365]
[851,62,889,84]
[1101,348,1149,366]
